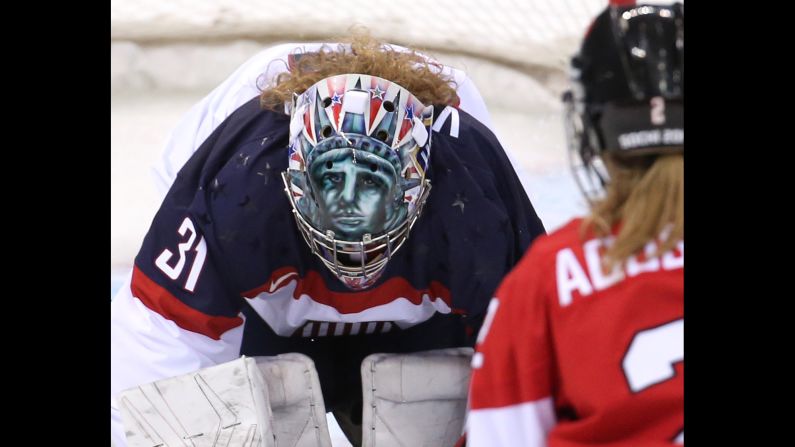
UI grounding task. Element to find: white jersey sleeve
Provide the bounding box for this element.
[467,399,556,447]
[150,42,304,196]
[110,272,245,447]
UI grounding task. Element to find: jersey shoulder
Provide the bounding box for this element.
[431,105,499,149]
[135,98,294,302]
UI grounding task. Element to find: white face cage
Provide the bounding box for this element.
[282,172,431,290]
[283,73,434,290]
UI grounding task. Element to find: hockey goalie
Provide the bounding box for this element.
[110,33,546,447]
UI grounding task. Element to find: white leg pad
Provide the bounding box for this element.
[254,353,332,447]
[360,348,474,447]
[118,356,276,446]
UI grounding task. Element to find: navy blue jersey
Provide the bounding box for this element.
[131,96,545,351]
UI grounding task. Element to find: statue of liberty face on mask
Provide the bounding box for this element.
[282,73,434,290]
[308,147,405,240]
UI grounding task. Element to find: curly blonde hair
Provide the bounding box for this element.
[582,152,684,270]
[259,30,459,110]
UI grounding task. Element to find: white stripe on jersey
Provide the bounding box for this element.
[467,398,556,447]
[334,322,346,336]
[432,106,460,137]
[244,278,452,337]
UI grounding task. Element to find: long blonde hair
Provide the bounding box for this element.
[259,30,459,111]
[582,152,683,269]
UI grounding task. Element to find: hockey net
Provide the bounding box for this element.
[111,0,607,101]
[111,0,605,70]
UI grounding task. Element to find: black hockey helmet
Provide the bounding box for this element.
[563,2,684,202]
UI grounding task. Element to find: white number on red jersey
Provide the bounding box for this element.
[622,318,683,392]
[471,298,500,369]
[623,318,684,444]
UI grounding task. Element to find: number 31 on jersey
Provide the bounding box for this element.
[154,217,208,292]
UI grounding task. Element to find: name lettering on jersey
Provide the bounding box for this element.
[557,237,683,307]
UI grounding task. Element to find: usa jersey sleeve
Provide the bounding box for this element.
[467,241,557,447]
[111,98,284,447]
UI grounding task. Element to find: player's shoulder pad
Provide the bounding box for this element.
[169,96,289,204]
[428,105,510,177]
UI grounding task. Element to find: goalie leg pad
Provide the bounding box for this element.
[118,356,276,447]
[254,353,333,447]
[360,347,474,447]
[118,353,334,447]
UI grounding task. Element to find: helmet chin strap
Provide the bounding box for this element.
[282,171,431,290]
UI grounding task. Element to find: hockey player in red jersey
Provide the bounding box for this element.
[467,2,684,446]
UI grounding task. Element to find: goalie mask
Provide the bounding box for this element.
[282,74,434,290]
[563,2,684,203]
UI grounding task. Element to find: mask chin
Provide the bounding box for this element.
[282,171,431,290]
[340,204,405,262]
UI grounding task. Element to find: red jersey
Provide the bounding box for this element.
[468,218,683,446]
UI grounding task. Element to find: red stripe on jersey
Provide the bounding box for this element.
[243,267,454,314]
[131,266,243,340]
